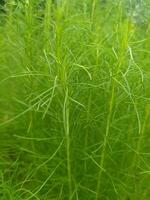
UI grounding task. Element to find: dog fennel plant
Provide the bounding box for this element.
[0,0,150,200]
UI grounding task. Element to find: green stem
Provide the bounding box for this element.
[44,0,52,50]
[96,79,115,200]
[63,87,72,199]
[84,91,92,173]
[91,0,97,23]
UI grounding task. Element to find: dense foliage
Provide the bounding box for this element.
[0,0,150,199]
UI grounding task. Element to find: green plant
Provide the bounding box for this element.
[0,0,150,199]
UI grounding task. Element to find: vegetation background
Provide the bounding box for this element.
[0,0,150,199]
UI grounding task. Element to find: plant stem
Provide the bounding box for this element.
[96,78,115,200]
[63,87,72,199]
